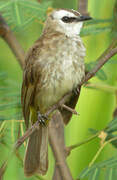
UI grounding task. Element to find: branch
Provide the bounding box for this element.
[49,112,73,180]
[66,132,99,155]
[78,0,89,15]
[85,82,117,93]
[81,45,117,85]
[89,136,117,167]
[0,15,25,68]
[62,104,78,115]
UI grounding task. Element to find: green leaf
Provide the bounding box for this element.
[79,166,96,179]
[105,134,117,148]
[0,92,20,99]
[96,69,107,80]
[88,128,99,134]
[0,102,21,110]
[99,158,117,168]
[89,168,100,180]
[78,156,117,179]
[0,0,52,31]
[85,62,107,80]
[106,117,117,133]
[105,168,113,180]
[105,168,117,180]
[85,62,93,71]
[81,26,111,37]
[0,116,6,121]
[0,87,13,92]
[84,18,112,26]
[105,59,117,64]
[0,1,12,10]
[0,72,7,80]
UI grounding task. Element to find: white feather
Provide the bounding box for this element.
[52,9,83,37]
[53,9,79,19]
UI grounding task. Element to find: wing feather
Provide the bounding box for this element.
[21,39,43,128]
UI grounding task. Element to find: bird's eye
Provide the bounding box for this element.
[61,16,77,23]
[61,16,70,23]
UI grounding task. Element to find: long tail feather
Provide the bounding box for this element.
[24,126,48,177]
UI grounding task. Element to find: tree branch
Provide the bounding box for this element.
[81,45,117,85]
[0,15,25,68]
[78,0,89,15]
[49,112,73,180]
[66,132,99,155]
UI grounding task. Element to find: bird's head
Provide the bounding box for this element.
[44,9,92,37]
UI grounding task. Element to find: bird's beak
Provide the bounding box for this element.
[78,15,92,22]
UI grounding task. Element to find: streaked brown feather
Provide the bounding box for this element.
[21,73,36,128]
[21,38,43,127]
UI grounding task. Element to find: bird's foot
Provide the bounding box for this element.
[38,112,48,126]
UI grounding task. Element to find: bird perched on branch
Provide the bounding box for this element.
[21,8,92,177]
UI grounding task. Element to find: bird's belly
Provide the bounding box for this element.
[35,60,85,113]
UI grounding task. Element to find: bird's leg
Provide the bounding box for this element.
[37,112,48,126]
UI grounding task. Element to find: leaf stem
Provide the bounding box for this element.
[89,136,117,167]
[85,83,117,93]
[66,132,99,154]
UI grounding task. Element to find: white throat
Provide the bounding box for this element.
[62,22,83,37]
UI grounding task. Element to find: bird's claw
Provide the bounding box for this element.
[38,112,48,126]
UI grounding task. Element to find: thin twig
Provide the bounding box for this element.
[81,45,117,85]
[89,136,117,167]
[62,104,78,115]
[85,82,117,93]
[66,132,99,155]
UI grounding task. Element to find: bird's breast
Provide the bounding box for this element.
[35,36,85,111]
[41,36,85,90]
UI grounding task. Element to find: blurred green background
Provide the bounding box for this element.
[0,0,117,179]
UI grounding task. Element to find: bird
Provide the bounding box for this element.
[21,8,92,177]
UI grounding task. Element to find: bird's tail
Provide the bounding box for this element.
[24,125,48,177]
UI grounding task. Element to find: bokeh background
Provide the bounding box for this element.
[0,0,117,179]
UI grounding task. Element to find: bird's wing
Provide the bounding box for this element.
[21,39,43,128]
[21,66,38,128]
[59,86,81,125]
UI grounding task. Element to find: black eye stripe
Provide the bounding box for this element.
[61,16,77,23]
